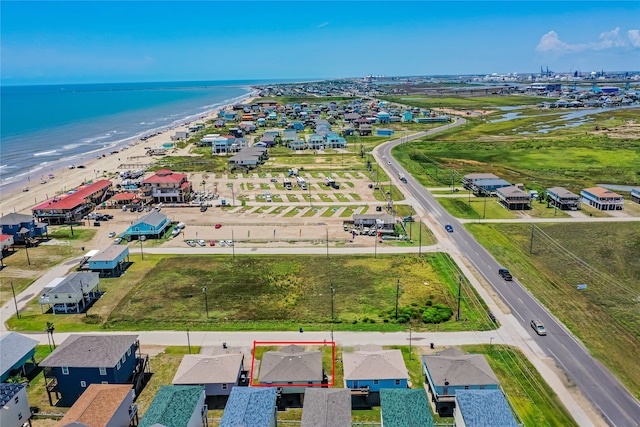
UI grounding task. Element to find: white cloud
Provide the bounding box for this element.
[536,27,634,54]
[628,29,640,47]
[315,22,329,29]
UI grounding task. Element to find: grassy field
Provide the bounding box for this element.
[463,344,577,427]
[466,222,640,400]
[9,254,495,333]
[380,95,551,109]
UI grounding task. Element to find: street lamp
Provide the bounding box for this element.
[202,286,209,318]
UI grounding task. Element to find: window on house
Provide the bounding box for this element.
[373,379,379,385]
[62,366,69,375]
[81,381,87,387]
[222,384,227,390]
[479,385,485,389]
[395,379,401,385]
[121,354,126,363]
[464,385,470,390]
[127,348,132,356]
[117,361,121,370]
[99,367,107,375]
[14,396,19,404]
[18,413,22,420]
[101,381,108,384]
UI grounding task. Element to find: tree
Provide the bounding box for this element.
[46,322,56,351]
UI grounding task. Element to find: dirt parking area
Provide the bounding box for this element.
[88,170,396,249]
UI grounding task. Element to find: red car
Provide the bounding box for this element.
[209,239,216,246]
[215,224,222,229]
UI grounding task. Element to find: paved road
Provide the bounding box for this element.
[377,121,640,427]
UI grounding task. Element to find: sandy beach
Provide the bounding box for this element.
[0,96,256,218]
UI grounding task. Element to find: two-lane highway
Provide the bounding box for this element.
[377,120,640,426]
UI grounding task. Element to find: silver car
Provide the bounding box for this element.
[530,320,547,336]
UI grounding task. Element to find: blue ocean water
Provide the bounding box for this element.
[0,80,267,188]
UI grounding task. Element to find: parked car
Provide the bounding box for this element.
[197,239,206,246]
[215,224,222,229]
[108,232,116,238]
[445,224,454,233]
[209,239,216,246]
[226,240,234,246]
[219,240,226,247]
[200,206,208,212]
[531,319,547,335]
[498,268,513,281]
[113,238,122,244]
[270,178,278,182]
[186,240,196,247]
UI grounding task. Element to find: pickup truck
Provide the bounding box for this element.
[498,268,513,281]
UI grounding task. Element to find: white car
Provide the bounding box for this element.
[197,239,206,246]
[219,240,226,247]
[108,232,116,238]
[226,240,234,246]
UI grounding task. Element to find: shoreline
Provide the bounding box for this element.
[0,91,258,216]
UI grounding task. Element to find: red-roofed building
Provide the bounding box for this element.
[141,169,191,203]
[32,180,113,225]
[1,234,14,253]
[106,192,141,209]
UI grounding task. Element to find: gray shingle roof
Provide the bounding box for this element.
[0,213,34,225]
[172,353,243,385]
[0,332,38,376]
[40,334,138,368]
[380,388,434,427]
[455,389,519,427]
[219,387,276,427]
[342,349,408,381]
[301,388,351,427]
[48,272,99,295]
[422,349,499,387]
[89,245,128,262]
[135,211,168,228]
[259,345,323,383]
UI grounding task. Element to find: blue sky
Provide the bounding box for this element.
[1,1,638,85]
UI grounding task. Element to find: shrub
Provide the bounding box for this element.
[422,303,453,324]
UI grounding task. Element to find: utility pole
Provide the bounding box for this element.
[529,224,535,254]
[10,281,20,319]
[418,217,422,257]
[326,229,329,259]
[330,285,335,342]
[202,286,209,318]
[395,279,401,320]
[187,328,192,354]
[483,194,487,219]
[24,242,31,266]
[456,275,462,321]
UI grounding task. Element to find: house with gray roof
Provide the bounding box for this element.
[0,332,38,382]
[173,353,245,408]
[0,383,31,427]
[343,346,409,392]
[422,348,500,416]
[380,388,434,427]
[40,334,146,406]
[0,212,48,244]
[219,387,277,427]
[86,245,129,277]
[38,272,101,314]
[496,186,531,210]
[546,187,581,210]
[454,389,519,427]
[258,344,325,403]
[301,388,351,427]
[139,385,206,427]
[123,211,170,239]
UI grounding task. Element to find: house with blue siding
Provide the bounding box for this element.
[401,111,413,122]
[581,187,624,211]
[173,353,245,409]
[422,348,500,416]
[39,334,145,407]
[0,332,38,382]
[325,133,347,149]
[343,346,409,392]
[124,212,171,240]
[139,385,207,427]
[87,245,129,277]
[546,187,581,210]
[0,213,48,244]
[376,111,391,123]
[454,389,520,427]
[307,134,326,150]
[631,187,640,204]
[380,388,434,427]
[376,128,395,137]
[220,387,277,427]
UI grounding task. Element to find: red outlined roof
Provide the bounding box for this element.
[250,341,335,388]
[110,192,137,201]
[32,180,112,211]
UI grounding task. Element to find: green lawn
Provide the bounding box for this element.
[380,95,550,110]
[466,222,640,400]
[437,197,517,219]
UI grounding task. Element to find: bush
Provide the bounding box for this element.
[82,314,103,324]
[422,303,453,324]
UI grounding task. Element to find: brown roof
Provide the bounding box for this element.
[583,187,623,198]
[57,384,133,427]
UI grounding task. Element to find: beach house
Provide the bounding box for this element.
[139,385,207,427]
[219,387,277,427]
[38,272,101,314]
[57,384,138,427]
[141,169,191,204]
[379,389,434,427]
[581,187,624,211]
[546,187,581,210]
[0,332,39,382]
[39,334,148,407]
[454,389,519,427]
[301,388,351,427]
[0,213,48,244]
[123,211,171,240]
[32,180,113,225]
[0,383,31,427]
[86,245,130,277]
